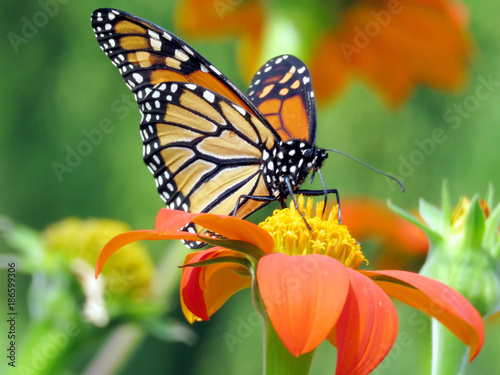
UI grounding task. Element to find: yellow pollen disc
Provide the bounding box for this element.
[259,196,367,269]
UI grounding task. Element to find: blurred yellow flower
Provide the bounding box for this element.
[44,218,154,300]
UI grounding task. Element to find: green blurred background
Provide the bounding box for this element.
[1,0,500,374]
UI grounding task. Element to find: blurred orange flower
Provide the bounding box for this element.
[342,196,429,270]
[310,0,470,106]
[175,0,265,81]
[175,0,470,106]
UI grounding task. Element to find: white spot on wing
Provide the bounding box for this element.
[203,90,215,103]
[182,45,194,56]
[148,30,160,39]
[210,65,222,75]
[175,49,189,62]
[232,104,245,116]
[133,73,143,84]
[151,38,162,51]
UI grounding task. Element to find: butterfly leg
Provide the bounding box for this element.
[292,187,342,224]
[232,195,276,217]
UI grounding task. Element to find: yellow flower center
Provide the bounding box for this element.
[259,196,367,269]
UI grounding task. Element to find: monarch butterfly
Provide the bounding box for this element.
[91,9,339,247]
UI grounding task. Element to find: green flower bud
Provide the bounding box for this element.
[390,183,500,317]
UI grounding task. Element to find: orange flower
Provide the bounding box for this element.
[342,196,429,270]
[175,0,470,106]
[175,0,265,81]
[309,0,470,106]
[96,198,483,374]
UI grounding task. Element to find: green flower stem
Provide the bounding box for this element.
[83,324,144,375]
[263,317,315,375]
[431,319,469,375]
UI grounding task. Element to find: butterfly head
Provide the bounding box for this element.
[263,141,327,197]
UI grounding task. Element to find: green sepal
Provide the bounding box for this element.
[200,237,267,260]
[387,200,442,245]
[419,198,443,232]
[178,255,252,272]
[462,196,486,250]
[484,200,500,254]
[440,180,452,235]
[484,183,495,210]
[491,241,500,261]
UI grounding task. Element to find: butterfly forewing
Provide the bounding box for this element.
[247,55,317,143]
[140,82,275,223]
[92,9,326,249]
[91,8,267,121]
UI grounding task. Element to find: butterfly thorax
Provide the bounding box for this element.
[261,140,327,200]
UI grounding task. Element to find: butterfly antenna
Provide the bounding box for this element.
[325,148,405,192]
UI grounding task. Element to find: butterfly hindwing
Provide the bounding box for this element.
[140,82,276,223]
[91,8,268,123]
[247,55,317,143]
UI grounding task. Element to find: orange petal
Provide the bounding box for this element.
[362,270,485,360]
[181,247,251,323]
[95,229,199,277]
[154,208,204,232]
[257,253,350,356]
[192,214,274,253]
[329,269,398,375]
